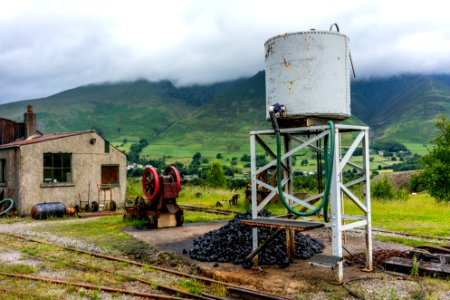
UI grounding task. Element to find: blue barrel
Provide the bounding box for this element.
[31,202,66,219]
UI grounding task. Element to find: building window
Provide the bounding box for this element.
[101,165,119,185]
[43,153,72,183]
[0,159,5,183]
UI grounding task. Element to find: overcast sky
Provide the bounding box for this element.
[1,0,450,104]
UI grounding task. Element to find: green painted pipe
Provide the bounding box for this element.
[270,111,334,221]
[0,198,15,216]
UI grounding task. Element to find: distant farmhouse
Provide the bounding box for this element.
[0,105,126,215]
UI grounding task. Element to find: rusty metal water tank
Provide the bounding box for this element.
[265,24,351,123]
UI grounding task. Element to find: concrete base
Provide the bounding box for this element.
[158,213,177,228]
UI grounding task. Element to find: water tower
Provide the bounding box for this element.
[241,24,373,282]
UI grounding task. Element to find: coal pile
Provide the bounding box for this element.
[188,211,324,267]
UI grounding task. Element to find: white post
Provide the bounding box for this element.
[250,134,258,267]
[363,129,373,271]
[331,127,344,282]
[284,134,295,257]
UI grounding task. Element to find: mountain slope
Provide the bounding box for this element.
[352,75,450,142]
[0,73,449,158]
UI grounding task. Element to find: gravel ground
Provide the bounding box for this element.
[1,216,444,299]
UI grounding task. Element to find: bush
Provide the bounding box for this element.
[419,115,450,202]
[205,160,227,188]
[372,176,409,200]
[227,178,248,190]
[396,188,409,200]
[410,174,425,193]
[372,176,396,199]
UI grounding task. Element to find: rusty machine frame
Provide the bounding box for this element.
[124,166,183,228]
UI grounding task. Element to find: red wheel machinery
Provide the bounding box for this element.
[164,166,181,192]
[142,166,160,201]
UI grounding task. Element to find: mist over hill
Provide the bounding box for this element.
[0,72,449,158]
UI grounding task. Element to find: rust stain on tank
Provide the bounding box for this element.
[265,44,273,59]
[282,57,292,69]
[287,80,295,95]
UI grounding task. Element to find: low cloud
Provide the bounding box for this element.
[1,0,450,103]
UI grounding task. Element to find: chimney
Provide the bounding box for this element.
[24,105,37,138]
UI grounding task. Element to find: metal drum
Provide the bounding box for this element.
[31,202,66,219]
[265,25,351,122]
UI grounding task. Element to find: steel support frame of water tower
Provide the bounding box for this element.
[249,124,373,282]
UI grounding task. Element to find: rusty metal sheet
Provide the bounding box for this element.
[0,118,24,145]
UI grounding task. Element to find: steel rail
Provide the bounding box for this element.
[179,205,235,215]
[0,271,188,299]
[0,286,56,300]
[350,228,450,243]
[0,240,215,300]
[1,232,294,300]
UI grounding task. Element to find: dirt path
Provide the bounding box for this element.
[124,220,227,255]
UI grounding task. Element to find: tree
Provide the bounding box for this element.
[193,152,202,160]
[139,138,149,147]
[190,152,202,169]
[419,115,450,202]
[371,176,395,199]
[206,160,227,188]
[240,154,250,162]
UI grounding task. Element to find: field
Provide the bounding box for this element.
[403,143,430,156]
[126,176,450,243]
[344,193,450,240]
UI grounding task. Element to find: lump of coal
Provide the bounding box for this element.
[189,211,324,267]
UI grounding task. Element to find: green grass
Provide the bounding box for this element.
[32,215,195,268]
[344,193,450,238]
[179,185,449,240]
[128,171,449,240]
[0,263,37,274]
[34,216,134,251]
[403,143,430,156]
[376,236,446,247]
[178,186,246,210]
[183,211,232,223]
[126,177,143,199]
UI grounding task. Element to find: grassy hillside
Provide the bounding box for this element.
[0,73,449,161]
[352,75,450,143]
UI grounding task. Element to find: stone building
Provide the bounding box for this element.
[0,106,127,215]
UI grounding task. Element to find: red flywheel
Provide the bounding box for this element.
[142,166,160,201]
[164,166,181,192]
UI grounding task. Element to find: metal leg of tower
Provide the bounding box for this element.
[331,128,344,282]
[363,129,373,271]
[284,134,296,257]
[250,134,259,267]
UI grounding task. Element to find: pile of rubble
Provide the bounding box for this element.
[188,211,324,267]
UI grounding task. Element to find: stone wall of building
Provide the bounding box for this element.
[18,131,126,215]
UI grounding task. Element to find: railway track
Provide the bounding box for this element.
[179,205,235,216]
[0,232,293,300]
[350,228,450,244]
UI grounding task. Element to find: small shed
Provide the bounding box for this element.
[0,106,127,215]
